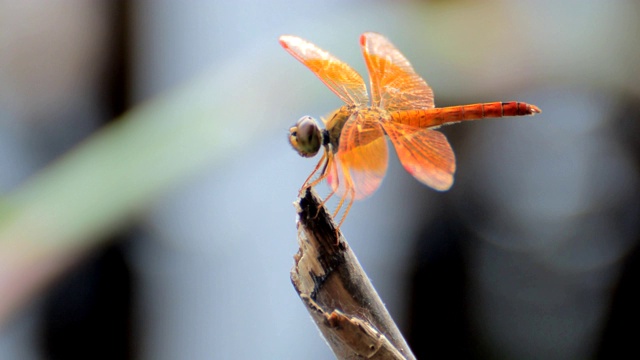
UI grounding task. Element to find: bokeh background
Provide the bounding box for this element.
[1,1,639,359]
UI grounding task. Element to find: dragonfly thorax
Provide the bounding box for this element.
[325,105,354,152]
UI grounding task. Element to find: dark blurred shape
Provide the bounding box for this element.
[38,2,136,359]
[596,243,640,359]
[594,95,640,359]
[101,0,131,119]
[40,243,134,359]
[406,206,474,359]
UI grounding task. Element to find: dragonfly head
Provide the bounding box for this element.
[289,116,322,158]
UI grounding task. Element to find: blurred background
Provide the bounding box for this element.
[1,0,639,359]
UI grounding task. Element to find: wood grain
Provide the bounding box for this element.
[291,189,415,360]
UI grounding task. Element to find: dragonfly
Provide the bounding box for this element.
[280,32,540,228]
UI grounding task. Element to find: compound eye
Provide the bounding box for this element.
[297,117,317,140]
[288,116,321,157]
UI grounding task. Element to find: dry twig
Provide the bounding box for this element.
[291,189,416,360]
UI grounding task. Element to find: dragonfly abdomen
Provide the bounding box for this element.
[390,101,541,128]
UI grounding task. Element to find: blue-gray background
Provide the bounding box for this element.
[1,1,638,359]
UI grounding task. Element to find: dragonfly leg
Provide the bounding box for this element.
[335,187,355,229]
[309,188,335,220]
[332,187,354,243]
[299,152,328,196]
[332,162,355,236]
[332,190,346,219]
[318,188,335,210]
[330,156,349,219]
[316,151,342,216]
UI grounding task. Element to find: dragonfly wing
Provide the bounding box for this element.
[327,113,388,200]
[381,121,455,191]
[280,35,369,106]
[360,32,434,111]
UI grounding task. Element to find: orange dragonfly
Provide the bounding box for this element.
[280,32,540,228]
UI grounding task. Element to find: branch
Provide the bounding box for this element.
[291,189,416,360]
